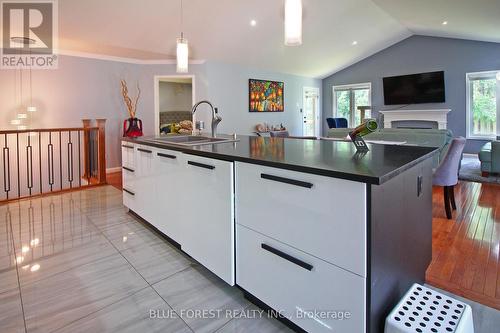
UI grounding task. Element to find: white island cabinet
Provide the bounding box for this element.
[121,137,435,333]
[235,162,366,333]
[121,141,235,286]
[181,155,235,285]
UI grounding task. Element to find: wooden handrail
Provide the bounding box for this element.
[0,127,99,134]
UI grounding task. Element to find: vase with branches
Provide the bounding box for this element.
[121,80,143,137]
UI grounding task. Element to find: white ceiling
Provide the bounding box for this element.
[373,0,500,44]
[55,0,500,78]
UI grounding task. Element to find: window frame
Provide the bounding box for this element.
[332,82,372,127]
[466,70,500,140]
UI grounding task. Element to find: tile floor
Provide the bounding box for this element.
[0,186,291,333]
[1,185,499,333]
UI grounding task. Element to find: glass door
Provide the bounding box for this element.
[467,71,499,139]
[302,88,320,136]
[333,84,371,127]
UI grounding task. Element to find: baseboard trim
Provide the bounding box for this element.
[106,167,122,174]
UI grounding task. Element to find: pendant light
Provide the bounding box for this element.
[10,37,36,129]
[284,0,302,46]
[27,49,37,113]
[176,0,189,73]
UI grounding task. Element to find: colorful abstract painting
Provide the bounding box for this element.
[249,79,284,112]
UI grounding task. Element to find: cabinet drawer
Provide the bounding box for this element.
[122,187,137,211]
[235,162,366,276]
[236,225,366,333]
[122,165,135,190]
[121,142,135,169]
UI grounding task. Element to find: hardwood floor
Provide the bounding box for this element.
[107,171,122,191]
[107,170,500,309]
[427,181,500,310]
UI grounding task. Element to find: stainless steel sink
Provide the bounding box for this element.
[144,135,238,146]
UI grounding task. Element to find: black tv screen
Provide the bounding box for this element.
[383,71,445,105]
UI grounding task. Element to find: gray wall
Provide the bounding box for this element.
[0,55,319,168]
[322,35,500,153]
[206,61,322,136]
[159,81,192,112]
[0,55,210,169]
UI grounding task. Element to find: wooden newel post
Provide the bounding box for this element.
[82,119,91,179]
[96,119,107,184]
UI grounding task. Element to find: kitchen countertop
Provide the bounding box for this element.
[123,135,439,185]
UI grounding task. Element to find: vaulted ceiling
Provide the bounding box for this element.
[56,0,500,78]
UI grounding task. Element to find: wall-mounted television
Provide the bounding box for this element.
[383,71,445,105]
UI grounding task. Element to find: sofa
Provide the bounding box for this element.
[479,141,500,176]
[327,128,454,167]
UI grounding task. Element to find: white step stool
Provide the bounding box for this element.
[385,284,474,333]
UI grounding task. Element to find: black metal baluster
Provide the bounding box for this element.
[77,130,81,187]
[59,131,62,190]
[3,134,10,200]
[38,131,42,194]
[48,132,54,191]
[67,131,73,188]
[26,133,33,196]
[16,133,20,198]
[87,130,91,185]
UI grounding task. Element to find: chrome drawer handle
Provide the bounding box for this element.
[261,174,313,189]
[122,166,134,173]
[261,243,313,271]
[122,145,134,149]
[123,188,135,196]
[157,153,177,159]
[137,148,152,153]
[187,161,215,170]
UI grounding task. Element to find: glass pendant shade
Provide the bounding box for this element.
[176,36,189,73]
[285,0,302,46]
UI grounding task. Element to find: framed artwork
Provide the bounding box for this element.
[249,79,284,112]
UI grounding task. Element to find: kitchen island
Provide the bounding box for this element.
[121,135,438,333]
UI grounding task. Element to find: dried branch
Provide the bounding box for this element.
[134,82,141,116]
[120,79,140,118]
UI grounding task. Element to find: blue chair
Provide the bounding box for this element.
[326,118,348,129]
[432,137,466,219]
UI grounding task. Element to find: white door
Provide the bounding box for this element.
[302,88,320,136]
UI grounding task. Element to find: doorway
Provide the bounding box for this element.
[333,83,371,128]
[154,75,195,136]
[302,87,320,136]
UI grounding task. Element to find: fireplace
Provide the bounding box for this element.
[392,120,438,129]
[379,109,451,129]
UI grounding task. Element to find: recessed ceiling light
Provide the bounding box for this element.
[442,21,448,25]
[352,41,358,46]
[250,19,257,27]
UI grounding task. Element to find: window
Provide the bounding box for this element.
[333,83,371,127]
[466,71,500,139]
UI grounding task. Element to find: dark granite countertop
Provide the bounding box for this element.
[123,135,439,185]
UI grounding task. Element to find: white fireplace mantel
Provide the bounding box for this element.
[379,109,451,129]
